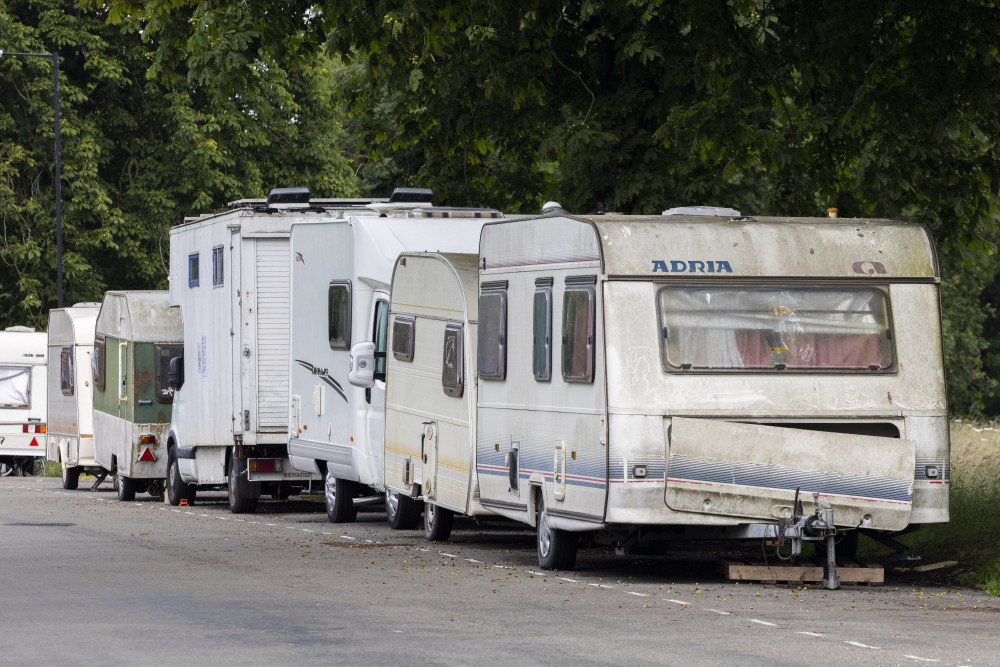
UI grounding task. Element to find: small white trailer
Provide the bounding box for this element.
[166,188,382,512]
[93,291,183,501]
[378,252,494,538]
[47,304,103,489]
[288,197,502,525]
[0,326,48,476]
[429,209,946,583]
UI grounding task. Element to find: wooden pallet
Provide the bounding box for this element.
[721,560,883,585]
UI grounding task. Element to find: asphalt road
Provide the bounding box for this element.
[1,476,996,666]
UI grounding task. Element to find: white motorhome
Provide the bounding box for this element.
[93,291,184,501]
[289,200,502,526]
[0,327,48,476]
[47,304,103,489]
[379,253,494,538]
[167,188,382,512]
[448,210,946,578]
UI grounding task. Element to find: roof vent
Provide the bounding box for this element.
[662,206,741,217]
[4,325,36,332]
[541,201,569,215]
[72,302,102,308]
[389,187,435,205]
[266,187,312,209]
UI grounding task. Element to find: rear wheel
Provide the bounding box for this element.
[424,503,454,541]
[324,469,358,523]
[61,464,81,490]
[385,489,422,530]
[166,447,195,506]
[19,458,36,476]
[117,474,136,502]
[536,494,578,570]
[228,455,258,514]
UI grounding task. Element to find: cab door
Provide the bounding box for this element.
[365,294,389,487]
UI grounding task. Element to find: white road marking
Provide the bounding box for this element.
[705,609,731,615]
[845,641,880,650]
[904,656,940,663]
[302,528,314,533]
[441,552,458,558]
[466,559,482,564]
[797,632,824,637]
[528,570,546,576]
[627,592,649,597]
[340,535,355,541]
[559,577,579,583]
[665,599,690,606]
[751,619,777,627]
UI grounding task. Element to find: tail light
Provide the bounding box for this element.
[248,458,278,473]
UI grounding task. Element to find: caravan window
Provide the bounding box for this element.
[533,279,553,381]
[0,366,31,408]
[373,299,389,380]
[657,286,895,372]
[60,346,75,396]
[188,254,200,287]
[328,281,351,350]
[562,279,596,383]
[93,336,106,391]
[155,345,184,403]
[392,315,415,362]
[212,246,224,286]
[442,323,464,397]
[478,282,508,380]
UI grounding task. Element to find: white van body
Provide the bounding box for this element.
[381,253,494,537]
[472,212,948,569]
[287,208,501,523]
[167,192,380,512]
[0,327,48,475]
[47,305,102,489]
[93,291,184,500]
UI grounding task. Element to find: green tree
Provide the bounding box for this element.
[0,0,358,329]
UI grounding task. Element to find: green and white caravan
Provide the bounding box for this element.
[93,291,183,501]
[0,326,48,476]
[47,304,103,490]
[466,208,948,585]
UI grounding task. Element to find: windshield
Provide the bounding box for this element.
[658,286,894,372]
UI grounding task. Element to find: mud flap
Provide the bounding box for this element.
[665,418,914,531]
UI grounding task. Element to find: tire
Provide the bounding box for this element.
[324,469,357,523]
[424,503,454,541]
[228,455,258,514]
[61,464,81,490]
[146,480,165,500]
[117,474,136,502]
[166,447,196,506]
[536,494,578,570]
[385,489,422,530]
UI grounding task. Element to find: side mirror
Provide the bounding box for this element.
[168,355,184,390]
[348,341,376,388]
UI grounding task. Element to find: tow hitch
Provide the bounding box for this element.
[777,487,841,590]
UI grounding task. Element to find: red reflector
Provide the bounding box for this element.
[138,447,156,462]
[249,458,277,473]
[22,425,29,433]
[29,437,39,447]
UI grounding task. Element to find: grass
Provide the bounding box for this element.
[874,420,1000,596]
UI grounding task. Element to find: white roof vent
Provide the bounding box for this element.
[662,206,741,217]
[541,201,569,215]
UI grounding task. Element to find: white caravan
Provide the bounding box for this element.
[93,291,184,501]
[0,326,48,476]
[47,304,103,489]
[461,210,946,581]
[288,202,502,525]
[379,252,494,538]
[167,188,383,512]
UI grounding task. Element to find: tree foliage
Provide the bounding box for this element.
[0,0,357,328]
